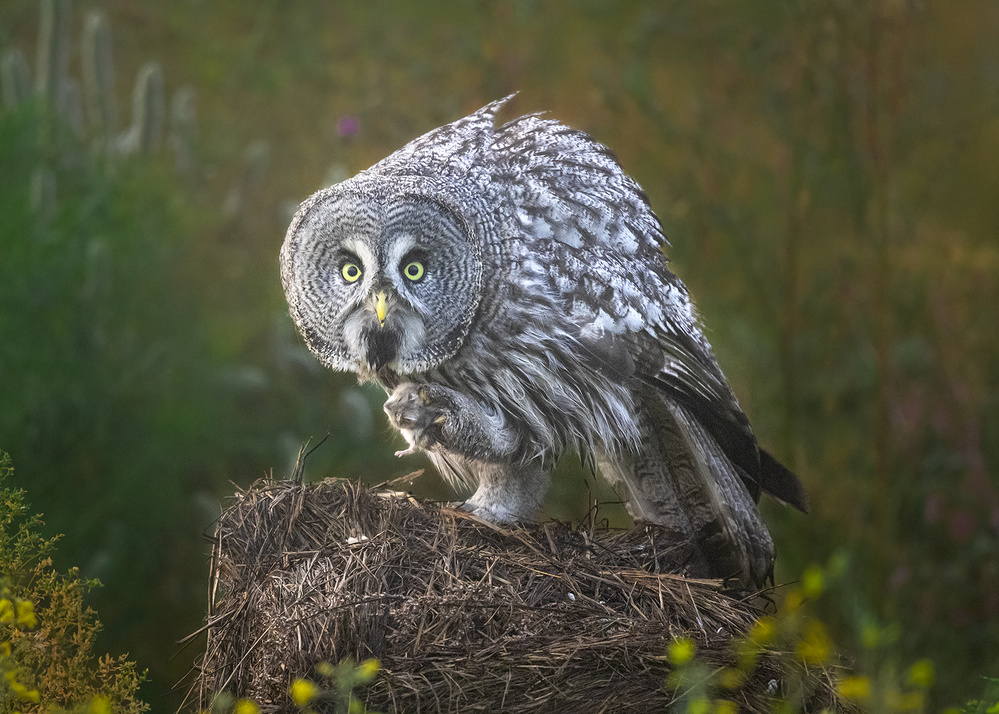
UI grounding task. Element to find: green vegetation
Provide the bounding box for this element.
[0,451,148,713]
[1,0,997,709]
[666,554,999,713]
[0,4,393,704]
[201,658,381,714]
[287,659,382,714]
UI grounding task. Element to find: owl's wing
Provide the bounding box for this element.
[621,324,807,513]
[368,98,806,516]
[572,266,807,586]
[572,266,808,514]
[482,108,806,514]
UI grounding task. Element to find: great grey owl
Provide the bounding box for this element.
[280,95,807,588]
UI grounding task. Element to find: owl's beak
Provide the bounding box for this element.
[375,291,389,326]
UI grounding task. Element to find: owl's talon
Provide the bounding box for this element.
[384,382,456,452]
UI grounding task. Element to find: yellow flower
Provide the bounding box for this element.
[10,681,40,703]
[667,637,696,666]
[2,640,11,656]
[0,599,13,624]
[837,675,872,702]
[89,695,112,714]
[687,696,711,714]
[801,565,824,598]
[15,601,36,629]
[795,620,831,664]
[717,667,745,691]
[748,616,776,646]
[289,678,320,706]
[713,700,738,714]
[783,590,804,614]
[233,698,261,714]
[906,658,934,689]
[355,658,380,684]
[314,661,336,679]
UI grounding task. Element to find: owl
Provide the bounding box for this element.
[280,96,807,588]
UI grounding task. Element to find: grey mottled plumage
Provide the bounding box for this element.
[280,96,807,588]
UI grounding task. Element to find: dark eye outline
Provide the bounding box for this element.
[341,261,362,283]
[402,260,425,282]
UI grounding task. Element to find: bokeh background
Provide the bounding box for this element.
[1,0,997,709]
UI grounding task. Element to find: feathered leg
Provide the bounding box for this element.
[599,386,774,588]
[384,382,550,522]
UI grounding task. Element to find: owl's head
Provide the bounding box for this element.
[280,180,483,379]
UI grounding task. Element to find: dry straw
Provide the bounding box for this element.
[192,477,842,712]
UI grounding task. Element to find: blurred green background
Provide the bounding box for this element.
[1,0,997,709]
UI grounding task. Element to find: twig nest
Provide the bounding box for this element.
[194,478,840,713]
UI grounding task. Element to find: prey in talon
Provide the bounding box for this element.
[382,380,549,523]
[383,382,447,457]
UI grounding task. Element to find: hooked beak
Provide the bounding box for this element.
[375,291,388,326]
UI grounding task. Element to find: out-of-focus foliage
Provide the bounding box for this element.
[666,554,999,713]
[204,658,381,714]
[628,5,999,706]
[0,451,149,713]
[1,0,997,708]
[287,658,382,714]
[0,4,395,705]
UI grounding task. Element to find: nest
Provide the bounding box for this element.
[192,477,843,713]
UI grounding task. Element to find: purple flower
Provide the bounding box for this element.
[337,115,360,138]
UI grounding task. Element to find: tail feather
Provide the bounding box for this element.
[759,449,809,513]
[655,374,808,513]
[600,388,775,588]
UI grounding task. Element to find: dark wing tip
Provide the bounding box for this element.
[758,449,809,513]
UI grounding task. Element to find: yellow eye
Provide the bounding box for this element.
[341,262,362,282]
[403,261,425,281]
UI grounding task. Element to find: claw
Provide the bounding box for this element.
[395,447,416,457]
